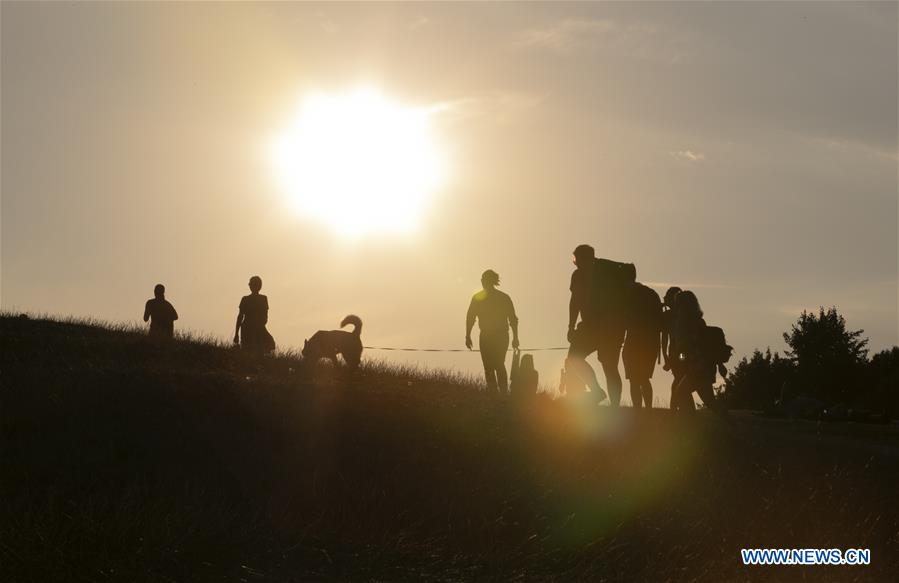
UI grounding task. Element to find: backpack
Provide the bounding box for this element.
[593,258,637,318]
[628,282,662,331]
[703,325,733,364]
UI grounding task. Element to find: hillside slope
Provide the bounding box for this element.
[1,316,896,582]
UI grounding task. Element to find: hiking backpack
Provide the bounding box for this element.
[593,258,637,318]
[629,282,663,330]
[703,325,733,364]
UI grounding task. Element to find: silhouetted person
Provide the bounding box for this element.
[661,286,693,411]
[234,276,275,355]
[623,282,663,408]
[466,270,520,394]
[510,350,538,399]
[143,284,178,339]
[568,244,633,406]
[671,291,726,415]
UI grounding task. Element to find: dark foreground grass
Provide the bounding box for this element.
[1,315,897,582]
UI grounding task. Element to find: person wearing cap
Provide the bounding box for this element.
[143,283,178,339]
[465,269,520,394]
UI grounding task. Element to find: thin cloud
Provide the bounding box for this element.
[810,136,899,162]
[428,92,547,124]
[515,18,615,53]
[514,18,691,64]
[408,16,430,30]
[669,149,706,162]
[645,281,736,291]
[319,20,337,34]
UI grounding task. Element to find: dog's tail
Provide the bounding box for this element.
[341,314,362,336]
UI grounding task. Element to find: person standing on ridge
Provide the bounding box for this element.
[568,244,634,406]
[661,286,693,411]
[143,283,178,339]
[670,290,728,415]
[466,269,520,394]
[234,275,275,355]
[623,281,663,408]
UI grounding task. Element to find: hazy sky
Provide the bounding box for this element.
[3,2,897,397]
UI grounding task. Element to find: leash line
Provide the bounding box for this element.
[363,346,569,353]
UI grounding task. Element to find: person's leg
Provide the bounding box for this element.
[484,368,498,393]
[695,383,714,407]
[569,357,606,401]
[669,372,680,410]
[642,379,654,409]
[479,334,497,393]
[671,368,693,412]
[495,335,510,393]
[696,382,727,416]
[598,345,623,407]
[588,366,607,402]
[673,374,695,414]
[630,380,643,408]
[569,329,605,401]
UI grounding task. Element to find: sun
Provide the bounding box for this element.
[271,88,446,238]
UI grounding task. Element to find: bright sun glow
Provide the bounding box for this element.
[272,88,446,238]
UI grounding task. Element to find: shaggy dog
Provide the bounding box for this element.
[302,315,363,368]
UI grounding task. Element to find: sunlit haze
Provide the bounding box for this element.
[2,2,897,402]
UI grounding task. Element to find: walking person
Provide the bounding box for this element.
[466,270,520,394]
[670,291,728,415]
[143,283,178,340]
[568,244,634,406]
[234,275,275,355]
[623,282,663,408]
[661,286,693,411]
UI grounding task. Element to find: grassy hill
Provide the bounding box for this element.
[1,315,896,582]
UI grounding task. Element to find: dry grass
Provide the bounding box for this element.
[1,314,896,582]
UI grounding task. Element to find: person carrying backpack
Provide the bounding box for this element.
[671,291,731,415]
[623,282,663,408]
[661,286,693,411]
[567,244,635,406]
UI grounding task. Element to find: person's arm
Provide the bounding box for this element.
[567,272,579,342]
[143,301,151,323]
[508,296,520,349]
[234,300,244,344]
[262,296,269,325]
[661,312,674,369]
[171,303,179,321]
[465,296,476,349]
[568,294,580,342]
[661,328,670,364]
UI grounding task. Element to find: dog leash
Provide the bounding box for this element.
[363,346,568,352]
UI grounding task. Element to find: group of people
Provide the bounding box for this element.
[465,244,732,412]
[143,276,275,354]
[143,245,731,412]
